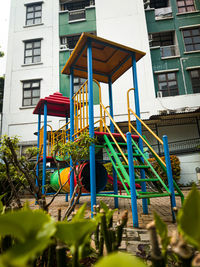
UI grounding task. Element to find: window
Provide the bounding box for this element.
[24,40,41,64]
[60,0,94,11]
[157,72,179,97]
[26,3,42,25]
[69,9,86,21]
[150,32,174,47]
[22,80,40,106]
[150,31,179,57]
[182,27,200,52]
[150,0,169,9]
[177,0,195,13]
[74,77,86,92]
[190,69,200,93]
[60,34,81,49]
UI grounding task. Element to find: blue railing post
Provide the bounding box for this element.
[66,116,68,142]
[87,39,96,216]
[108,76,118,208]
[36,112,41,185]
[126,132,139,227]
[70,68,74,200]
[42,102,47,195]
[163,135,176,222]
[132,53,148,214]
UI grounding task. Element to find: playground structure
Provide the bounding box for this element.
[33,33,184,227]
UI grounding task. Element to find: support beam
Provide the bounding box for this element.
[108,76,118,208]
[126,132,138,227]
[87,39,96,215]
[42,102,47,195]
[70,69,74,200]
[163,135,176,223]
[36,112,41,185]
[132,53,148,214]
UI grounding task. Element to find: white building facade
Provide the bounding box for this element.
[3,0,200,184]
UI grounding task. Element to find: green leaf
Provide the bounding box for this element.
[71,203,87,222]
[56,219,97,247]
[94,252,147,267]
[0,209,56,267]
[178,185,200,249]
[100,201,109,213]
[154,212,170,254]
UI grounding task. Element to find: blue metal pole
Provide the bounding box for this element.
[163,135,176,222]
[108,76,118,208]
[65,116,69,202]
[70,68,74,200]
[132,53,148,214]
[42,102,47,195]
[36,112,41,186]
[66,116,68,142]
[126,132,139,227]
[108,77,114,133]
[87,39,96,216]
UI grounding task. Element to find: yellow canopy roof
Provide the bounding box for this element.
[62,32,146,84]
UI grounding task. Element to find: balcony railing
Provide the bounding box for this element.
[69,9,86,21]
[155,6,172,19]
[160,45,179,58]
[150,138,200,156]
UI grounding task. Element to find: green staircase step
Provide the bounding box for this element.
[121,165,150,169]
[135,178,159,182]
[138,192,171,199]
[116,152,142,157]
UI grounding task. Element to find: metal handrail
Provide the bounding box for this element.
[127,89,166,167]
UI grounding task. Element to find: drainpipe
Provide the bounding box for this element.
[179,57,188,94]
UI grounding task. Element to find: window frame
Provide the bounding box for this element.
[24,39,42,65]
[176,0,196,13]
[189,69,200,94]
[182,27,200,52]
[22,79,41,107]
[25,2,42,26]
[157,72,179,97]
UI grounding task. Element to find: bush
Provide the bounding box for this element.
[148,155,180,183]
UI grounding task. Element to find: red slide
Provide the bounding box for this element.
[107,175,141,194]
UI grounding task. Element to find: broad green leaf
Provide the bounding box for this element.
[100,201,109,213]
[178,185,200,249]
[0,194,6,214]
[71,202,87,222]
[56,219,97,247]
[154,212,170,254]
[0,209,56,267]
[0,209,55,242]
[94,252,147,267]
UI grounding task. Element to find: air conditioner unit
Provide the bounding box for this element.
[60,44,68,50]
[157,91,162,98]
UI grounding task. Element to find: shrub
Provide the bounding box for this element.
[148,155,180,183]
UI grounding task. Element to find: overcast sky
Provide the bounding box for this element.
[0,1,11,76]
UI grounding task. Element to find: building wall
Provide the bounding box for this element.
[179,152,199,185]
[145,0,200,113]
[95,0,156,121]
[59,6,96,97]
[2,0,60,142]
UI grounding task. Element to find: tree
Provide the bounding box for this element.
[0,131,96,218]
[53,130,97,219]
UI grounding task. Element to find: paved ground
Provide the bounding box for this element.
[26,189,188,230]
[25,189,189,255]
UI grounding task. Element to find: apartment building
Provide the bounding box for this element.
[144,0,200,184]
[2,0,200,184]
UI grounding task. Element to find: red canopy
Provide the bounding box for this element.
[33,92,70,118]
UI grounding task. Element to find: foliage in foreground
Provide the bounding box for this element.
[1,186,200,266]
[145,185,200,267]
[0,200,134,267]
